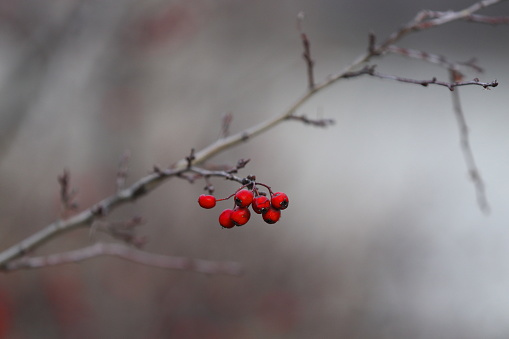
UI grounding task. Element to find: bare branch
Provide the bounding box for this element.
[368,33,379,56]
[188,166,245,184]
[297,11,315,90]
[377,0,508,52]
[57,169,78,214]
[0,0,504,270]
[386,46,484,73]
[417,0,509,27]
[3,243,243,276]
[220,112,233,138]
[0,167,179,268]
[0,158,260,270]
[423,11,509,25]
[170,1,505,172]
[356,0,509,70]
[465,14,509,24]
[185,148,196,169]
[341,65,498,90]
[286,114,335,127]
[368,70,498,91]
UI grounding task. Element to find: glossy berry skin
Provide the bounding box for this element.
[219,209,235,228]
[198,194,216,209]
[230,207,251,226]
[271,192,289,210]
[234,189,254,207]
[252,196,271,214]
[262,207,281,224]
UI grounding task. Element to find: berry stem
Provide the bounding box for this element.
[254,182,274,195]
[216,192,236,202]
[216,179,257,201]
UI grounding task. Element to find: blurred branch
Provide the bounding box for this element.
[3,243,243,276]
[449,70,490,213]
[386,46,484,73]
[220,112,233,138]
[297,11,315,90]
[374,0,508,51]
[286,114,335,127]
[58,169,79,216]
[0,165,246,270]
[465,14,509,24]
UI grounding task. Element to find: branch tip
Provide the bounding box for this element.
[368,32,378,55]
[298,11,315,90]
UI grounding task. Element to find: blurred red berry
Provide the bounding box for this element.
[231,207,251,226]
[218,209,235,228]
[198,194,216,209]
[263,207,281,224]
[271,192,289,210]
[234,189,254,207]
[252,195,270,214]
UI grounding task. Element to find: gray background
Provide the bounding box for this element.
[0,0,508,338]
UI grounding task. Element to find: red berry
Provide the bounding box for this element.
[198,194,216,209]
[271,192,289,210]
[252,195,271,214]
[234,189,254,207]
[219,209,235,228]
[230,207,251,226]
[262,207,281,224]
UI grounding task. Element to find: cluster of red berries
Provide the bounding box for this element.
[198,183,289,228]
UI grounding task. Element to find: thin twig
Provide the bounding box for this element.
[4,243,243,276]
[368,70,498,91]
[378,0,508,52]
[189,166,245,183]
[386,46,484,73]
[465,14,509,24]
[58,169,78,215]
[341,64,497,90]
[286,114,335,127]
[185,148,195,169]
[297,11,315,90]
[221,112,233,138]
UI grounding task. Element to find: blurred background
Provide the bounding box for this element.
[0,0,508,338]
